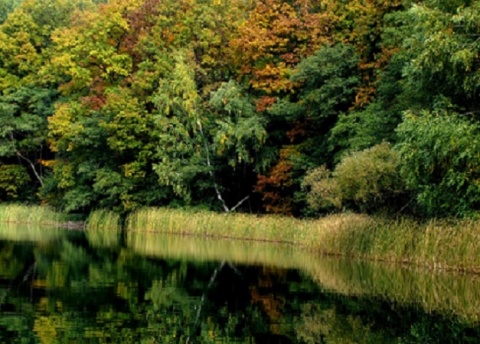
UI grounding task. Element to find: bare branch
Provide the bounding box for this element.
[230,195,250,212]
[196,119,230,212]
[8,133,43,186]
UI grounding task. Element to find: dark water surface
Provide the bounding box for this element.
[1,225,480,343]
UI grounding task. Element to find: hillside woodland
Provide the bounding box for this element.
[2,0,480,217]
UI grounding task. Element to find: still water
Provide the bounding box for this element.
[0,224,480,343]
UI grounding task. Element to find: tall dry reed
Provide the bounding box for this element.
[126,207,480,273]
[0,204,67,226]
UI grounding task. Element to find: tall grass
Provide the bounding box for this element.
[86,210,121,232]
[126,207,480,273]
[0,204,68,226]
[85,210,121,248]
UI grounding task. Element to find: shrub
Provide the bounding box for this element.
[303,142,405,213]
[0,164,31,201]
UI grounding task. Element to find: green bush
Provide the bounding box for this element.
[303,142,405,213]
[0,164,31,201]
[396,111,480,217]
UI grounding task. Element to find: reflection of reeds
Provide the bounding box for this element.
[0,205,67,226]
[127,231,303,267]
[85,210,121,248]
[127,232,480,324]
[0,223,64,242]
[305,258,480,323]
[126,208,480,273]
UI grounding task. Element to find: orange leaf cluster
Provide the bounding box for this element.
[230,0,331,94]
[255,146,300,215]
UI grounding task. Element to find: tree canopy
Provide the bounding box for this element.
[2,0,480,217]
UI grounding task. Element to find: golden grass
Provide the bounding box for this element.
[85,210,121,248]
[126,207,480,273]
[86,210,121,232]
[0,204,67,226]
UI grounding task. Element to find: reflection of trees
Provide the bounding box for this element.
[1,228,480,343]
[0,233,280,342]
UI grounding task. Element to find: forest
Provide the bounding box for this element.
[2,0,480,218]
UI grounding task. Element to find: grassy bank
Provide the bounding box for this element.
[126,208,480,273]
[0,205,122,231]
[0,204,68,226]
[2,204,480,274]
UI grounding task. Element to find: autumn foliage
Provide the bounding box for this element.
[2,0,480,218]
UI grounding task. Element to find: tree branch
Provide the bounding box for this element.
[196,119,230,212]
[230,195,250,212]
[9,133,43,186]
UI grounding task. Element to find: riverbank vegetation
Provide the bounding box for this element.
[0,204,67,226]
[126,207,480,273]
[2,0,480,219]
[2,0,480,274]
[1,204,480,273]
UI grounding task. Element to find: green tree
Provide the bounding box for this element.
[0,0,22,24]
[396,111,480,217]
[0,0,91,200]
[258,43,360,214]
[398,1,480,113]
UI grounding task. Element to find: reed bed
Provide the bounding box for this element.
[86,210,121,232]
[0,204,68,226]
[126,207,480,273]
[85,210,122,248]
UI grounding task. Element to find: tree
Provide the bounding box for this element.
[0,0,22,24]
[256,43,360,214]
[396,110,480,217]
[0,0,90,200]
[46,0,262,212]
[398,1,480,113]
[230,0,330,95]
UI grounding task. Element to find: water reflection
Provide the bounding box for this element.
[0,225,479,343]
[129,231,480,323]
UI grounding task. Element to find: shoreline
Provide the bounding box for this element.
[2,205,480,275]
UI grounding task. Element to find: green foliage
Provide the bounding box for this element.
[303,143,405,213]
[273,43,360,123]
[0,0,22,24]
[209,80,266,168]
[397,2,480,113]
[274,42,360,164]
[396,110,480,217]
[4,0,480,218]
[329,54,407,156]
[0,164,30,200]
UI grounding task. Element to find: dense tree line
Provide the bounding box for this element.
[2,0,480,217]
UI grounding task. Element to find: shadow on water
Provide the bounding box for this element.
[0,225,479,343]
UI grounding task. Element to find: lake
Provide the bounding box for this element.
[1,224,480,343]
